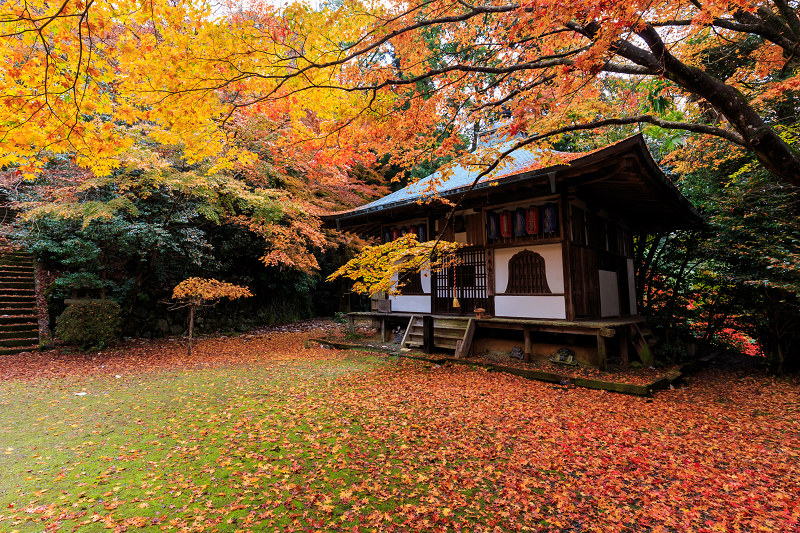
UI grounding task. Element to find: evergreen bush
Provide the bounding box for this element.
[55,300,122,349]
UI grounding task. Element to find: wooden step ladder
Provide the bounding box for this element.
[0,251,39,355]
[401,315,476,358]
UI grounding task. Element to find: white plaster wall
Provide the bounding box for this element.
[389,295,431,313]
[420,267,431,294]
[494,244,564,294]
[390,262,432,295]
[627,259,637,315]
[599,270,620,317]
[494,296,566,319]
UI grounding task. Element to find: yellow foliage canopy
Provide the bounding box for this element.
[172,278,253,305]
[328,234,463,295]
[0,0,387,181]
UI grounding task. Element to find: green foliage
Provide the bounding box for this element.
[637,147,800,371]
[9,145,358,335]
[55,300,122,349]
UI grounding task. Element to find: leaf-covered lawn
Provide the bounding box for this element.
[0,328,798,532]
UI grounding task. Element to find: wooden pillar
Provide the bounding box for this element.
[596,331,607,370]
[423,315,434,354]
[485,247,495,316]
[559,193,575,321]
[523,327,532,362]
[381,318,389,342]
[348,315,355,334]
[618,326,630,365]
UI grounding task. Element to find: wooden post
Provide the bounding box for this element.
[618,326,630,365]
[523,327,532,362]
[381,317,389,343]
[423,315,433,354]
[347,315,355,334]
[559,194,575,321]
[596,331,607,370]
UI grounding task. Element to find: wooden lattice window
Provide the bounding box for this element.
[506,250,551,294]
[399,269,424,295]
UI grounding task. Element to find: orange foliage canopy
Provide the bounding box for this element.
[3,0,799,288]
[2,0,798,186]
[172,277,253,305]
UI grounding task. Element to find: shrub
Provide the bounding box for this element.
[55,300,122,349]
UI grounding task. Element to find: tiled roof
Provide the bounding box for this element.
[326,134,704,231]
[327,135,638,219]
[331,139,573,217]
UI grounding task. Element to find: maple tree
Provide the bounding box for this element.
[2,0,799,186]
[0,0,381,180]
[172,277,252,356]
[328,233,463,294]
[1,0,393,318]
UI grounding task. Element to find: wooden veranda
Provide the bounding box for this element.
[346,311,649,370]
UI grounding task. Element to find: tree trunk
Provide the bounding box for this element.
[187,305,195,357]
[633,25,800,186]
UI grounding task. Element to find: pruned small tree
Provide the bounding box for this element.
[171,278,253,356]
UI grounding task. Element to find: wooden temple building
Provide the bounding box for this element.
[324,134,702,368]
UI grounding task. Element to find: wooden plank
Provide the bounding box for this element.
[435,317,471,328]
[487,237,563,249]
[399,315,415,348]
[483,193,561,213]
[455,318,476,358]
[434,338,460,349]
[477,323,610,336]
[466,213,484,246]
[571,377,650,396]
[631,324,654,366]
[473,316,644,327]
[344,312,645,328]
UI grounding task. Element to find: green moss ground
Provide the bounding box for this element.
[0,356,398,531]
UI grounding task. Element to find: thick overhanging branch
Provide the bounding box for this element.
[521,116,746,146]
[635,24,800,185]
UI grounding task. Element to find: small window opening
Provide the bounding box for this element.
[506,250,551,294]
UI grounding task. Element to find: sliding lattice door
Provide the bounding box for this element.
[432,249,491,314]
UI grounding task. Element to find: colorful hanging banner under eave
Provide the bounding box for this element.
[514,208,527,237]
[526,206,540,235]
[499,211,513,238]
[486,212,500,240]
[543,203,558,233]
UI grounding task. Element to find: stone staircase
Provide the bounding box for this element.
[0,252,39,355]
[402,315,476,357]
